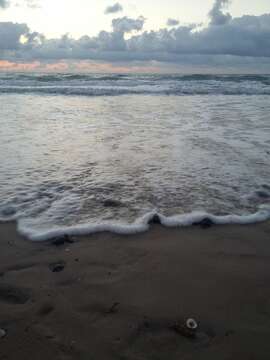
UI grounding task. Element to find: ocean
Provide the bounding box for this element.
[0,73,270,240]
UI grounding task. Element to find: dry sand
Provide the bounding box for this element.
[0,221,270,359]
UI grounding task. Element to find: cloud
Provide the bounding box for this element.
[0,0,40,9]
[0,22,29,49]
[128,14,270,58]
[0,0,9,8]
[104,2,123,15]
[112,16,145,33]
[167,18,179,27]
[1,6,270,73]
[209,0,232,25]
[24,0,41,9]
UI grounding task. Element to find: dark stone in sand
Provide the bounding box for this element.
[2,206,16,217]
[51,235,74,246]
[106,302,120,314]
[193,217,214,229]
[225,330,235,337]
[103,199,122,208]
[0,284,29,304]
[255,190,270,199]
[143,320,150,329]
[148,214,162,225]
[49,261,65,273]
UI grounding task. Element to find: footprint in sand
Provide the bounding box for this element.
[0,284,30,304]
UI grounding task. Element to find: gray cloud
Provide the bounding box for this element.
[112,16,145,33]
[1,10,270,71]
[167,18,179,27]
[209,0,232,25]
[127,14,270,58]
[0,22,29,49]
[105,2,123,14]
[0,0,9,8]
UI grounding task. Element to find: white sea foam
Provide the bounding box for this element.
[16,205,270,241]
[17,211,156,241]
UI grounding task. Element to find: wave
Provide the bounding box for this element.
[1,73,269,82]
[159,74,270,84]
[0,73,270,96]
[1,73,270,83]
[12,205,270,241]
[1,85,270,96]
[0,73,129,82]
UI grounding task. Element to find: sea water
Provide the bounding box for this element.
[0,73,269,240]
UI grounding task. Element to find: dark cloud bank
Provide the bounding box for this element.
[1,0,270,71]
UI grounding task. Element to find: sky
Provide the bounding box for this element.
[0,0,270,73]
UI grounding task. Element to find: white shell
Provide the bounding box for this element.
[186,318,198,330]
[0,328,6,339]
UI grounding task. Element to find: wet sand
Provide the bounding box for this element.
[1,221,270,359]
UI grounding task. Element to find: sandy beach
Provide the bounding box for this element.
[0,221,270,359]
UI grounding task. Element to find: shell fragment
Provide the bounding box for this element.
[0,328,7,339]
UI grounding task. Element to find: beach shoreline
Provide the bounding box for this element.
[1,221,270,359]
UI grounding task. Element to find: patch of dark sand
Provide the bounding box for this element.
[0,284,30,304]
[4,262,36,273]
[79,301,121,317]
[37,303,55,316]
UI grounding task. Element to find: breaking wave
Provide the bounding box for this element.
[1,74,270,242]
[0,73,270,96]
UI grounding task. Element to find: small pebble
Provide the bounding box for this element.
[0,328,7,339]
[148,214,161,225]
[50,262,65,273]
